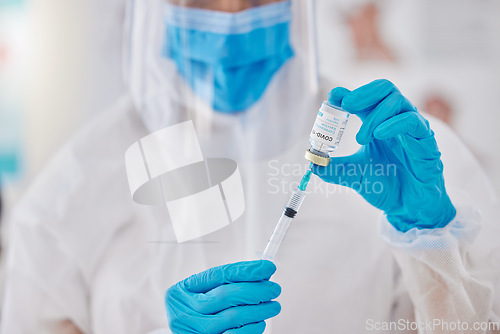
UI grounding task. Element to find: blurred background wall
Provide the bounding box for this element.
[316,0,500,195]
[0,0,499,249]
[0,0,126,235]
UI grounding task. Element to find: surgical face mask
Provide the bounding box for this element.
[163,1,294,114]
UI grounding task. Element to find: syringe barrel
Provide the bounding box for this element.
[261,189,306,261]
[261,215,293,261]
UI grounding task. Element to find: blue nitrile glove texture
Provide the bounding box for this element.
[165,260,281,334]
[312,79,456,232]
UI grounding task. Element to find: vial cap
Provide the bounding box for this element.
[305,149,330,166]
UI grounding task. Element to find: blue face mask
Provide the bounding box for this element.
[163,1,294,113]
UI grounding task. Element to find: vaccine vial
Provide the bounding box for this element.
[305,101,349,166]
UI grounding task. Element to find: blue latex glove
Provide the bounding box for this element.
[165,260,281,334]
[312,79,456,232]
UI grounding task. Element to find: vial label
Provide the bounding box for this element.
[310,108,348,147]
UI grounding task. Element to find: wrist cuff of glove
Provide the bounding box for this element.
[378,206,481,250]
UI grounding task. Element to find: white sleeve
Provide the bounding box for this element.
[1,216,90,334]
[380,206,499,333]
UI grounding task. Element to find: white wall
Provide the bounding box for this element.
[2,0,126,228]
[315,0,500,195]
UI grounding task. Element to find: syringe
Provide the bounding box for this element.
[261,163,313,261]
[261,101,350,262]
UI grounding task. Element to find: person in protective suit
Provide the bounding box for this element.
[2,1,499,333]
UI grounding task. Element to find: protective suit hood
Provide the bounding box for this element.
[123,0,321,160]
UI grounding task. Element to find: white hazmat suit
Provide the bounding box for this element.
[2,0,500,333]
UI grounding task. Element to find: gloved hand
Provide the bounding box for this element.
[312,79,456,232]
[165,260,281,334]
